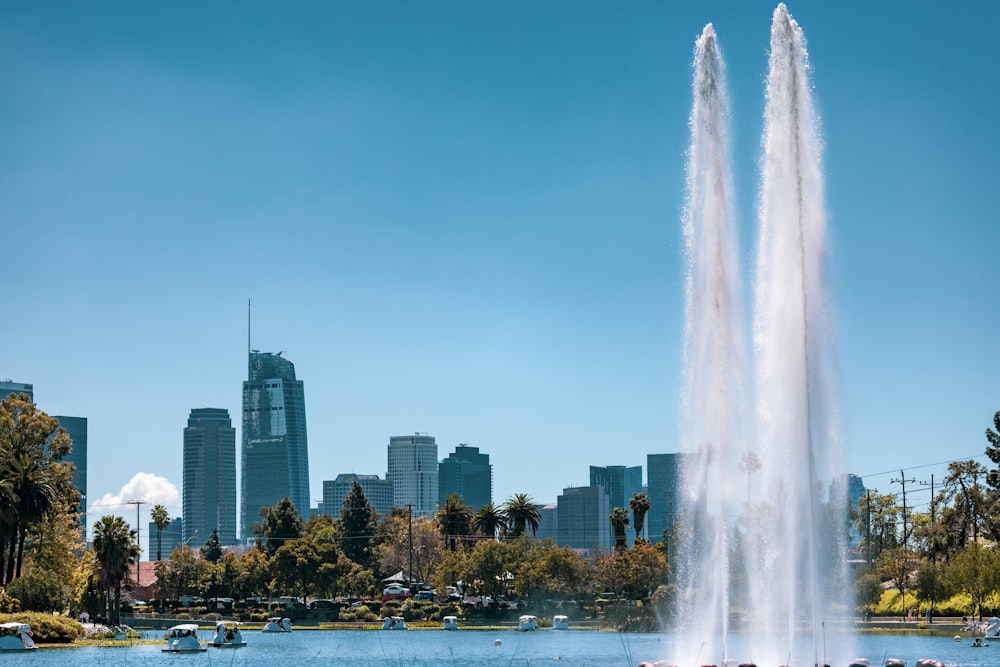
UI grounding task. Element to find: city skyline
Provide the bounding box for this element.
[3,2,999,556]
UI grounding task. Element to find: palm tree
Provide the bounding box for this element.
[472,503,505,540]
[151,504,171,561]
[93,515,140,625]
[434,494,473,551]
[628,493,650,541]
[609,507,630,552]
[502,493,542,538]
[7,451,56,582]
[738,451,761,507]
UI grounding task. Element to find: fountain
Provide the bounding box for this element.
[673,5,853,666]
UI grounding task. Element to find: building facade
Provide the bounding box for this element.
[183,408,237,545]
[0,380,33,402]
[241,351,310,539]
[323,473,394,520]
[387,434,438,518]
[438,444,493,510]
[53,416,88,533]
[148,516,184,560]
[646,453,688,546]
[589,464,643,545]
[556,485,611,554]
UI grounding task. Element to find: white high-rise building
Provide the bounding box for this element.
[387,434,438,519]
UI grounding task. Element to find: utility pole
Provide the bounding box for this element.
[891,471,915,618]
[920,475,936,563]
[407,504,413,589]
[865,488,877,568]
[128,499,146,591]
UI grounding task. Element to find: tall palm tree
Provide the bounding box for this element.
[93,515,140,625]
[502,493,542,538]
[151,504,171,561]
[7,451,56,582]
[472,503,505,540]
[434,494,473,551]
[609,507,630,552]
[628,493,650,541]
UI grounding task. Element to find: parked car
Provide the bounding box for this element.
[382,584,410,597]
[308,599,339,610]
[414,590,435,601]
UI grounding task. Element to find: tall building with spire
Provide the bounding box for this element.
[241,351,310,539]
[184,408,236,545]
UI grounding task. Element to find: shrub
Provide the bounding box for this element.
[0,612,83,643]
[5,570,68,613]
[0,591,21,613]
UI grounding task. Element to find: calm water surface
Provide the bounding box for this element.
[8,629,998,667]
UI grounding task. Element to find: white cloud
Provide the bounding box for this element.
[89,472,180,526]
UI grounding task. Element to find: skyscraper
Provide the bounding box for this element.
[556,485,611,553]
[323,473,394,520]
[590,465,643,546]
[387,433,438,518]
[647,453,690,546]
[53,416,88,533]
[184,408,237,545]
[241,351,310,539]
[438,444,493,510]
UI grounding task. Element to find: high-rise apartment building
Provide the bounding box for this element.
[323,473,394,520]
[535,503,558,542]
[438,444,492,510]
[556,486,611,553]
[646,453,690,546]
[387,434,438,519]
[241,351,310,539]
[53,416,88,533]
[184,408,237,545]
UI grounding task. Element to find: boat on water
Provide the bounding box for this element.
[553,615,569,630]
[442,615,458,630]
[210,621,247,647]
[162,623,206,653]
[382,616,407,630]
[915,660,945,667]
[262,617,292,632]
[884,660,905,667]
[517,614,538,631]
[0,622,37,651]
[972,636,990,647]
[848,659,870,667]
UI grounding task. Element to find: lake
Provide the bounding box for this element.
[7,628,998,667]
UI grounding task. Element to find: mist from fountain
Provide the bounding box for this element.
[674,5,853,666]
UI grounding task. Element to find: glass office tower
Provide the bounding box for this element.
[241,351,310,539]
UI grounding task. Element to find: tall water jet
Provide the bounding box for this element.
[749,4,851,663]
[673,5,852,666]
[674,22,748,666]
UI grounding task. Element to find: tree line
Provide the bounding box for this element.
[854,411,1000,619]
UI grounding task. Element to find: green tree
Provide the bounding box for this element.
[5,567,68,612]
[154,544,213,601]
[984,410,1000,489]
[435,494,473,552]
[375,514,444,587]
[502,494,541,538]
[235,548,271,601]
[338,481,377,567]
[92,515,140,625]
[0,393,76,585]
[944,542,1000,620]
[201,528,223,563]
[609,507,630,552]
[594,541,670,600]
[515,542,593,601]
[854,570,883,615]
[914,561,947,620]
[254,497,303,557]
[936,460,995,550]
[151,504,171,562]
[271,515,348,602]
[472,503,505,540]
[628,493,650,541]
[855,491,901,559]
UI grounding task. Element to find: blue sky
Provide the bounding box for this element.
[2,2,998,555]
